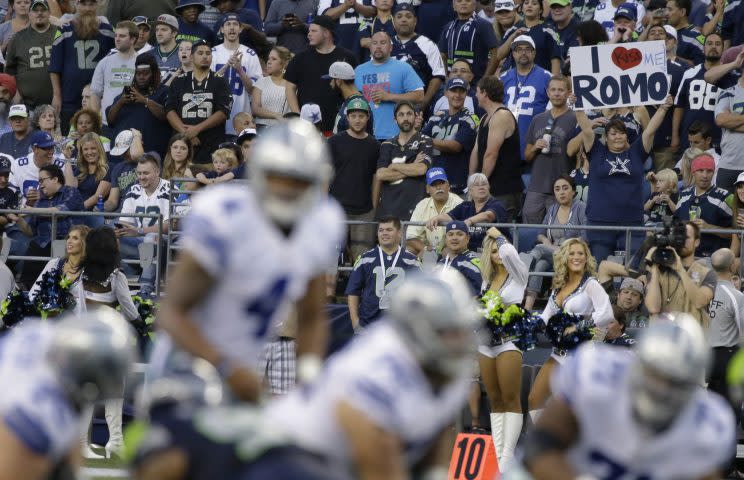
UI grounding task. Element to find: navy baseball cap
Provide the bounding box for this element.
[426,167,449,185]
[614,3,637,21]
[393,3,416,14]
[31,130,55,149]
[221,13,240,24]
[0,155,10,174]
[446,77,469,91]
[446,220,469,234]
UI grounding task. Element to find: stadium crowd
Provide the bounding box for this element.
[0,0,740,478]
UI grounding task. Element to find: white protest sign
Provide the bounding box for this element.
[569,41,668,110]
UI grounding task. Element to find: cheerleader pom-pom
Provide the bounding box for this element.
[0,290,32,331]
[33,267,76,319]
[546,312,593,350]
[119,296,157,338]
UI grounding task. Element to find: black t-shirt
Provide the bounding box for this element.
[376,132,432,221]
[328,132,380,215]
[284,46,358,132]
[166,72,233,162]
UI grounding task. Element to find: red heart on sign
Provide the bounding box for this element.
[611,47,643,70]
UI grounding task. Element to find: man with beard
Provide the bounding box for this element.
[49,0,114,134]
[0,74,15,136]
[375,101,432,221]
[107,53,170,157]
[285,15,357,135]
[90,20,138,130]
[153,14,181,85]
[166,39,232,164]
[355,31,424,140]
[421,78,476,195]
[4,0,55,109]
[672,32,736,152]
[211,13,262,136]
[325,62,371,134]
[500,35,551,162]
[328,98,380,260]
[391,4,445,114]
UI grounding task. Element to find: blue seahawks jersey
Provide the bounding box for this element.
[345,247,420,327]
[438,14,499,81]
[553,344,736,479]
[674,64,737,150]
[48,22,115,110]
[676,24,705,66]
[392,34,446,88]
[500,66,552,161]
[437,250,481,295]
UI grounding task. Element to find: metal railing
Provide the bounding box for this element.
[0,209,166,294]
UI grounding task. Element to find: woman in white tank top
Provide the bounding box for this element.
[251,47,292,128]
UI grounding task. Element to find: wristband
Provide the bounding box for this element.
[297,355,322,383]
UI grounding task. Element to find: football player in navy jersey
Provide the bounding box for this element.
[133,120,345,480]
[438,220,482,294]
[346,216,421,330]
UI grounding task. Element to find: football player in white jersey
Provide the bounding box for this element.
[521,314,736,480]
[0,309,136,480]
[232,268,480,480]
[133,120,345,480]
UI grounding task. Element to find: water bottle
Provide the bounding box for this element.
[541,118,553,154]
[96,194,104,212]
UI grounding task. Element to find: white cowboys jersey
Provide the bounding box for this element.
[210,44,262,136]
[8,152,66,206]
[0,323,79,461]
[149,184,344,375]
[552,344,736,479]
[265,321,471,471]
[119,178,170,229]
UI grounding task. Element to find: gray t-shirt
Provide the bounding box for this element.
[715,83,744,170]
[90,51,137,126]
[525,109,577,194]
[709,279,744,347]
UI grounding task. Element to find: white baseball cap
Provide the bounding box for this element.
[111,129,134,156]
[300,104,322,124]
[663,24,677,41]
[8,104,27,118]
[512,35,536,50]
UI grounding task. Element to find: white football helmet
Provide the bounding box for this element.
[388,268,480,379]
[248,120,333,227]
[47,308,138,408]
[628,313,710,432]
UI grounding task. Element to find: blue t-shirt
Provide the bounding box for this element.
[355,58,424,140]
[106,85,170,158]
[674,64,737,150]
[345,247,420,326]
[586,137,647,224]
[502,22,562,72]
[447,198,509,248]
[48,23,115,110]
[438,14,498,81]
[500,65,552,161]
[73,167,111,206]
[177,18,216,45]
[421,109,477,192]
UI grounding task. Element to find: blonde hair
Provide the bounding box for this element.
[66,224,91,261]
[211,148,238,169]
[551,238,597,290]
[76,133,108,182]
[480,234,501,284]
[679,147,704,187]
[654,168,678,194]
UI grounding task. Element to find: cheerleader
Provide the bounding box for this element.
[478,227,528,469]
[527,238,612,423]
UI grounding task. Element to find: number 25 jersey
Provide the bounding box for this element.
[157,184,345,371]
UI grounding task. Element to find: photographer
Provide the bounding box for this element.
[645,221,717,326]
[106,53,170,158]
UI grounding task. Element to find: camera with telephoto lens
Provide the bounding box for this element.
[650,216,687,268]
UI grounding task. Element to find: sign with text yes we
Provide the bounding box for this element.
[569,41,668,110]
